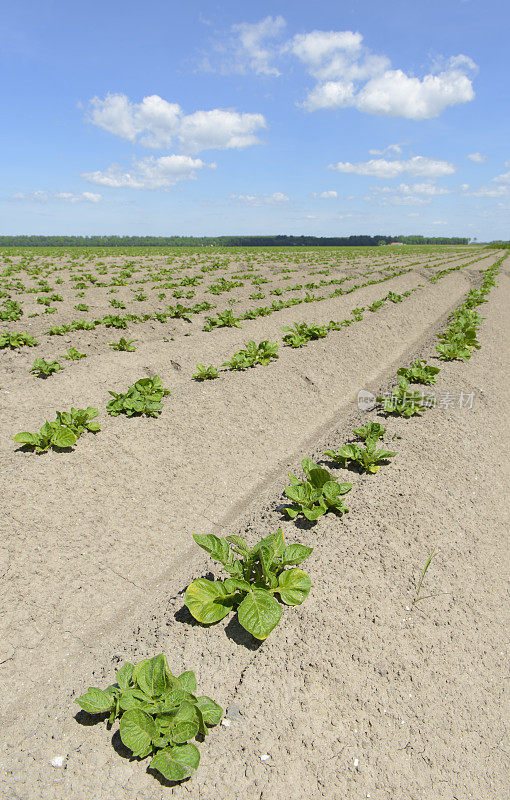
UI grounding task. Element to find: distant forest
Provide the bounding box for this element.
[0,234,471,248]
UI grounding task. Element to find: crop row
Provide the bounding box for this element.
[69,256,504,783]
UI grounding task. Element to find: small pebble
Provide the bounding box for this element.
[221,718,231,727]
[51,756,65,768]
[260,753,270,762]
[353,758,359,768]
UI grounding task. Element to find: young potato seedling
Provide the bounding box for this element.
[0,331,38,349]
[284,458,352,521]
[397,360,440,385]
[14,407,100,452]
[203,309,242,331]
[185,528,312,640]
[377,377,433,417]
[29,358,63,377]
[76,653,222,783]
[62,347,87,360]
[353,421,386,441]
[324,439,396,474]
[109,337,138,351]
[107,375,170,417]
[222,340,278,371]
[193,364,219,381]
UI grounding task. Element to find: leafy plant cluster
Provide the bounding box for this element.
[222,340,278,371]
[76,654,222,783]
[107,375,170,417]
[284,458,352,521]
[14,407,100,452]
[185,528,312,639]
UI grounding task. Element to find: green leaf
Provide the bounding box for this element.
[50,427,77,448]
[225,535,250,556]
[135,654,171,698]
[13,432,40,446]
[170,720,199,744]
[149,742,200,782]
[237,588,282,639]
[115,662,134,691]
[282,544,313,566]
[76,687,116,715]
[193,696,223,727]
[119,709,156,758]
[277,568,311,606]
[192,534,230,566]
[176,671,197,694]
[185,579,233,625]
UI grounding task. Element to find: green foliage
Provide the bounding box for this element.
[109,298,126,309]
[74,303,89,311]
[76,653,222,783]
[30,358,63,377]
[0,299,23,321]
[324,439,396,474]
[166,304,193,321]
[353,421,386,441]
[62,347,87,360]
[102,314,129,329]
[222,340,278,371]
[203,309,242,331]
[377,377,433,417]
[0,331,38,349]
[368,299,384,312]
[109,337,137,351]
[185,528,312,640]
[281,322,328,347]
[284,458,352,521]
[397,360,440,384]
[14,407,100,452]
[386,291,403,303]
[436,308,482,361]
[107,375,170,417]
[193,364,219,381]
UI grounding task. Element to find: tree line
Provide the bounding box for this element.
[0,234,470,248]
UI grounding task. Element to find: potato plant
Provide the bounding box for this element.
[0,331,38,349]
[76,654,222,783]
[62,347,87,360]
[185,529,312,640]
[284,458,352,521]
[222,340,278,371]
[109,337,137,351]
[29,358,63,377]
[324,439,396,474]
[193,364,219,381]
[397,360,440,384]
[377,377,433,417]
[353,421,386,441]
[14,407,100,452]
[107,375,170,417]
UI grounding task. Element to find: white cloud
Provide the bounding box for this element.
[493,170,510,184]
[12,190,102,203]
[432,220,448,225]
[87,94,266,153]
[329,156,456,178]
[467,185,508,198]
[231,16,286,76]
[468,152,486,162]
[229,191,290,206]
[82,155,213,190]
[369,143,404,156]
[354,58,476,119]
[220,20,477,119]
[314,190,338,199]
[371,182,450,196]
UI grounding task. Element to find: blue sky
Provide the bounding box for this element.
[1,0,508,239]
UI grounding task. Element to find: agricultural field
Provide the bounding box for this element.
[0,244,508,800]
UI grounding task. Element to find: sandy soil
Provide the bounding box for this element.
[0,247,508,800]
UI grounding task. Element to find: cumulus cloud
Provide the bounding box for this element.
[493,170,510,184]
[314,190,338,199]
[87,94,266,153]
[12,190,102,203]
[229,191,290,206]
[328,156,456,179]
[231,15,286,76]
[370,182,450,196]
[82,155,213,190]
[468,152,486,162]
[218,19,477,120]
[369,143,404,156]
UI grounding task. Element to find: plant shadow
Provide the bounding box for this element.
[224,616,263,651]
